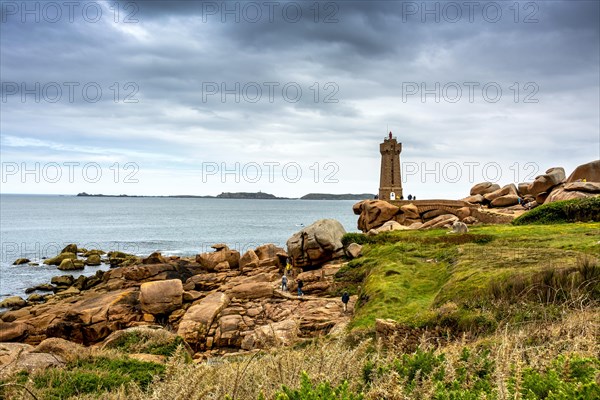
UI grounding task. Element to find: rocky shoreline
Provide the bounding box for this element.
[0,219,360,370]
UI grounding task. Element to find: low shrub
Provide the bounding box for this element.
[364,349,597,400]
[270,372,364,400]
[25,356,165,399]
[342,233,371,246]
[107,329,190,359]
[513,196,600,225]
[510,355,600,399]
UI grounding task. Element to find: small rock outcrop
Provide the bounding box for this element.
[544,186,594,203]
[32,337,89,362]
[58,258,84,271]
[528,167,566,197]
[27,294,47,303]
[564,181,600,193]
[345,243,363,259]
[400,203,419,219]
[140,279,183,315]
[196,245,240,271]
[61,244,78,254]
[240,319,298,350]
[0,343,33,366]
[483,184,518,203]
[367,220,410,236]
[14,350,65,372]
[177,292,230,345]
[229,282,274,300]
[240,249,260,271]
[85,254,102,266]
[463,194,485,204]
[420,214,458,230]
[286,219,346,268]
[0,322,29,342]
[490,194,520,207]
[0,296,27,310]
[82,249,105,257]
[107,251,139,268]
[44,251,76,266]
[142,252,168,265]
[455,207,471,220]
[470,182,500,196]
[566,160,600,183]
[0,342,67,373]
[51,275,74,287]
[354,200,400,231]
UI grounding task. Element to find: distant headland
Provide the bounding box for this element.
[76,192,375,200]
[300,193,375,200]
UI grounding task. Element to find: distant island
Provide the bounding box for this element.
[76,192,374,200]
[216,192,283,200]
[76,192,213,198]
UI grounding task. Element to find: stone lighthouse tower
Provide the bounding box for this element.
[379,131,403,201]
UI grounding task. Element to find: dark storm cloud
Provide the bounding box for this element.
[0,0,598,196]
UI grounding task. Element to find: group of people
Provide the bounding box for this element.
[281,258,304,297]
[518,196,536,210]
[281,258,351,312]
[376,194,416,201]
[280,273,304,297]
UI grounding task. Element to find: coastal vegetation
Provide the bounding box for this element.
[340,222,599,332]
[1,222,598,399]
[0,353,166,400]
[2,309,597,399]
[513,197,600,225]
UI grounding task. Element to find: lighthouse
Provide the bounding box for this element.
[378,131,403,201]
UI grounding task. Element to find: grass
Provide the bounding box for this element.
[342,240,452,328]
[340,222,600,333]
[3,309,597,399]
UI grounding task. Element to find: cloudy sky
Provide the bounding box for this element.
[1,0,599,198]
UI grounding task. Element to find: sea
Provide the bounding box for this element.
[0,194,359,303]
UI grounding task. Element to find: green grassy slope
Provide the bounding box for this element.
[337,223,600,332]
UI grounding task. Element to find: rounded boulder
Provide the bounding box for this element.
[286,219,346,268]
[140,279,183,315]
[85,254,102,266]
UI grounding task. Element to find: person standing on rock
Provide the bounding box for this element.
[297,279,304,297]
[281,274,288,291]
[342,292,350,312]
[285,258,293,278]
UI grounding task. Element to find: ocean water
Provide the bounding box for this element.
[0,194,359,302]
